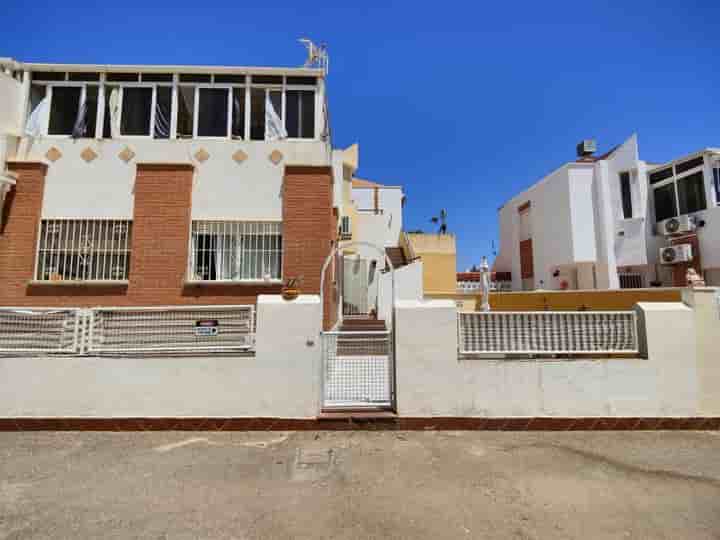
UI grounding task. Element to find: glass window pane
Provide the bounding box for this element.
[215,74,245,84]
[232,88,245,139]
[198,88,229,137]
[82,86,99,138]
[68,72,100,82]
[619,171,632,219]
[675,156,704,175]
[250,88,265,140]
[285,90,315,139]
[285,90,300,138]
[154,86,171,139]
[300,90,315,138]
[48,87,81,135]
[177,87,195,138]
[121,87,152,135]
[653,183,678,222]
[714,168,720,205]
[649,167,673,184]
[677,172,707,214]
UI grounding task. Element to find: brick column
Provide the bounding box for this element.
[282,166,337,328]
[0,162,47,302]
[128,163,194,304]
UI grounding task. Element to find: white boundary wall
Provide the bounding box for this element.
[396,299,702,418]
[0,295,321,418]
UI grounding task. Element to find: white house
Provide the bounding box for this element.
[493,135,720,290]
[0,52,419,331]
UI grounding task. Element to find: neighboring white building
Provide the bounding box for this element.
[494,135,720,290]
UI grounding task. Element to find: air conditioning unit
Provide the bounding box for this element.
[660,244,693,265]
[658,215,696,236]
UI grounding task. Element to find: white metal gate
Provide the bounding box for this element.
[321,330,395,409]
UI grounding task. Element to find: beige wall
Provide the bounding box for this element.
[682,287,720,416]
[0,72,21,135]
[396,299,701,418]
[407,233,457,295]
[0,295,322,418]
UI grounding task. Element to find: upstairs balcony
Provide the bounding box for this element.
[13,64,326,145]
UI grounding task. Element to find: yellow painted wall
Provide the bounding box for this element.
[426,288,683,311]
[406,233,457,295]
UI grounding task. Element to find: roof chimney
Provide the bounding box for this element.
[576,139,597,158]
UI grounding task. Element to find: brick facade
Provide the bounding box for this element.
[0,162,284,307]
[282,166,337,329]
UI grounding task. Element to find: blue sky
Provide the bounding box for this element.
[4,0,719,270]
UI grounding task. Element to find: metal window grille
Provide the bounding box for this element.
[340,216,352,239]
[619,273,644,289]
[0,308,82,353]
[88,305,255,354]
[188,221,282,281]
[458,311,639,355]
[35,219,132,282]
[321,331,393,408]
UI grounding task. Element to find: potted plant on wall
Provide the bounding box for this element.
[282,276,303,301]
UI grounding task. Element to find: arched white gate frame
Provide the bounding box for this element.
[318,241,397,411]
[319,240,396,329]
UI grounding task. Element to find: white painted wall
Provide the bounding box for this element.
[377,259,423,324]
[395,299,700,417]
[568,166,597,262]
[495,135,649,290]
[0,295,322,418]
[0,72,20,135]
[351,186,403,251]
[14,138,330,220]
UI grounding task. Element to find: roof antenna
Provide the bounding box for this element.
[299,38,329,75]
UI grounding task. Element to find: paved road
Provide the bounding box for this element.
[1,430,719,539]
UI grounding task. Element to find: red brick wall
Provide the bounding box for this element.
[0,162,47,301]
[282,166,337,329]
[0,162,282,307]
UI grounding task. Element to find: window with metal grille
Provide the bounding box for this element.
[188,221,282,282]
[35,219,132,282]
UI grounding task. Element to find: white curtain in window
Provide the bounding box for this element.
[108,88,121,138]
[188,233,198,279]
[71,97,88,139]
[215,234,238,280]
[25,97,49,137]
[265,94,287,141]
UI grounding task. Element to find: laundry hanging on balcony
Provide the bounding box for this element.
[265,94,287,141]
[24,97,49,137]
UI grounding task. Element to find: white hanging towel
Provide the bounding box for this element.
[108,88,121,138]
[265,94,287,141]
[25,97,49,137]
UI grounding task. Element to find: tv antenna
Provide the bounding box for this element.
[299,38,329,75]
[431,209,448,234]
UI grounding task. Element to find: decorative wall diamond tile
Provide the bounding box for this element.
[269,150,283,165]
[194,148,210,163]
[45,147,62,163]
[118,146,136,163]
[232,149,248,164]
[80,147,98,163]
